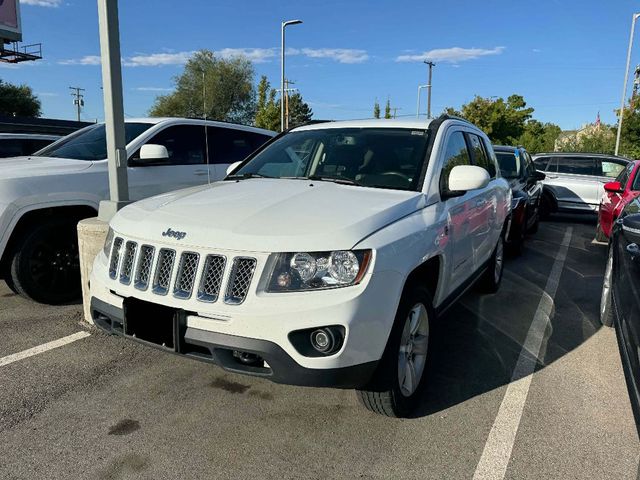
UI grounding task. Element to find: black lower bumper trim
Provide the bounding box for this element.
[90,296,377,389]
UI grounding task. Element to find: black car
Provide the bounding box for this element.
[494,146,545,253]
[601,197,640,430]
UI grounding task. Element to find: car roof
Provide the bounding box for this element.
[292,117,436,132]
[532,152,631,161]
[120,117,275,136]
[0,133,60,140]
[493,145,524,153]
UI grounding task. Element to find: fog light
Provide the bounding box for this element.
[310,328,336,354]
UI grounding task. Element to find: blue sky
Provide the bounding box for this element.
[2,0,639,130]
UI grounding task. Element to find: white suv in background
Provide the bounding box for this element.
[0,118,274,304]
[91,116,510,417]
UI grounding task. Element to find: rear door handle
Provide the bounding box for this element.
[627,243,640,257]
[194,169,209,176]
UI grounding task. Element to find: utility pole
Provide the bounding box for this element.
[281,19,302,132]
[424,60,435,118]
[284,79,297,130]
[69,86,85,122]
[392,107,402,118]
[616,13,640,156]
[97,0,129,220]
[633,65,640,101]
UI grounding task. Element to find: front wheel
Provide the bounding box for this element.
[477,234,504,294]
[357,285,433,417]
[9,219,82,304]
[600,247,615,327]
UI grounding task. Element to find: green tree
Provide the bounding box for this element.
[150,50,256,125]
[373,100,380,119]
[517,119,562,153]
[557,125,616,155]
[446,95,534,145]
[618,97,640,158]
[287,92,313,128]
[0,79,41,117]
[254,75,280,131]
[384,98,391,119]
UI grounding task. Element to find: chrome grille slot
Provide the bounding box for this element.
[109,237,124,279]
[134,245,155,291]
[119,241,137,285]
[197,255,226,303]
[174,252,199,299]
[225,257,256,305]
[152,249,176,295]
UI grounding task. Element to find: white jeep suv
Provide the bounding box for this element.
[0,118,273,304]
[90,116,510,417]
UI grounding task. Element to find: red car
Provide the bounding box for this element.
[597,160,640,241]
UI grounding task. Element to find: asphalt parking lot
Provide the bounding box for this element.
[1,218,639,480]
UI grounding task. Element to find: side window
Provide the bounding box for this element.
[466,133,496,178]
[0,139,25,157]
[29,139,55,154]
[534,156,551,171]
[208,127,272,165]
[631,165,640,191]
[136,125,206,166]
[523,151,536,177]
[600,160,626,178]
[556,157,596,176]
[440,131,471,193]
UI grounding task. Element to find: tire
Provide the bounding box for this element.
[595,222,608,243]
[600,246,615,327]
[9,219,82,304]
[477,234,504,294]
[506,224,525,256]
[539,194,554,220]
[357,284,433,417]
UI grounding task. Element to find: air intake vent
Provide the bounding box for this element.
[225,257,256,305]
[119,241,137,285]
[109,237,124,279]
[134,245,155,291]
[152,249,176,295]
[197,255,226,303]
[174,252,199,299]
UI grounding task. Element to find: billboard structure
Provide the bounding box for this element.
[0,0,22,43]
[0,0,42,63]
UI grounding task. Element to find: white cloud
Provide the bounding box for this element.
[58,55,101,66]
[21,0,62,6]
[532,48,542,53]
[134,87,172,92]
[216,48,276,63]
[396,46,505,63]
[293,48,369,64]
[36,92,59,97]
[123,51,193,67]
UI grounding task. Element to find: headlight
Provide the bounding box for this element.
[267,250,372,292]
[103,227,114,258]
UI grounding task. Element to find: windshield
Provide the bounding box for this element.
[232,127,430,191]
[34,123,153,161]
[496,151,521,179]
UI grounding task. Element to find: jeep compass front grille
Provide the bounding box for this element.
[108,238,258,306]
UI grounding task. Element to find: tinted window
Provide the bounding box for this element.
[0,139,25,157]
[28,139,56,154]
[440,131,471,193]
[617,162,634,188]
[36,123,153,161]
[467,133,495,178]
[600,160,626,178]
[534,156,551,171]
[523,151,536,177]
[496,151,521,179]
[135,125,206,166]
[234,128,430,191]
[208,127,271,165]
[631,165,640,191]
[556,157,596,176]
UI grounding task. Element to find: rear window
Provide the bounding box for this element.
[534,156,551,171]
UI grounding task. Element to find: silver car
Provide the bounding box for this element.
[532,153,630,215]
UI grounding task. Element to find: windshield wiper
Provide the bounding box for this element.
[227,172,272,180]
[307,175,361,186]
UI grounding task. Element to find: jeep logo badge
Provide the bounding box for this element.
[162,228,187,240]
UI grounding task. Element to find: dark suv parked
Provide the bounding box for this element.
[532,153,629,216]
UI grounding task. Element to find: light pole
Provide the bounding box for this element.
[616,12,640,156]
[424,60,435,118]
[281,19,302,132]
[416,84,428,117]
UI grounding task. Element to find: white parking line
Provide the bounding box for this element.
[0,331,91,368]
[473,227,573,480]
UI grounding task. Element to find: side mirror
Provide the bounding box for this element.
[604,181,623,193]
[533,170,546,181]
[447,165,490,194]
[226,161,242,176]
[139,144,169,162]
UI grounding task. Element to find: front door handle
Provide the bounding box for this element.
[546,175,558,179]
[627,243,640,257]
[194,169,209,176]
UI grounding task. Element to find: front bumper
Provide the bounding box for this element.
[91,296,378,388]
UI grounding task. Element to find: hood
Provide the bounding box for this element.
[112,179,426,252]
[0,156,93,179]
